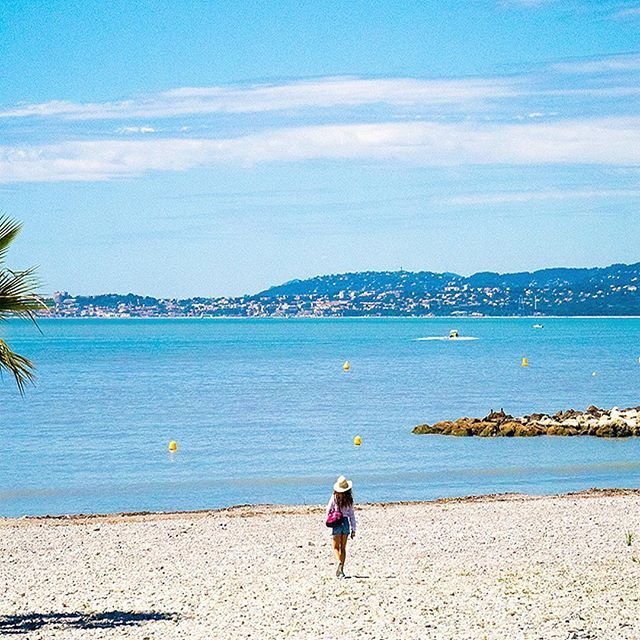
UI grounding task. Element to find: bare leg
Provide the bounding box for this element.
[332,535,342,564]
[339,534,349,573]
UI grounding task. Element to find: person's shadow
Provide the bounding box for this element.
[0,610,177,634]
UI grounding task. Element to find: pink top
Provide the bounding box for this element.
[326,494,356,532]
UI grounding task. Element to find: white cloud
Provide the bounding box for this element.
[440,189,640,206]
[2,117,640,183]
[552,53,640,74]
[116,126,156,134]
[0,77,518,121]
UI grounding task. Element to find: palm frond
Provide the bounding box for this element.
[0,214,44,394]
[0,215,23,265]
[0,338,35,395]
[0,267,48,322]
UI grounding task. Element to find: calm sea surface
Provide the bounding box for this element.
[1,317,640,517]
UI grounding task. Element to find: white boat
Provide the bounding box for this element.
[449,329,459,339]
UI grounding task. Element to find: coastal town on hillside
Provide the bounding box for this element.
[47,264,640,317]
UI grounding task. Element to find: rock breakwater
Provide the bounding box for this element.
[413,406,640,437]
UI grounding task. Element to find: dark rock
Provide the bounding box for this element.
[612,420,632,437]
[476,421,499,437]
[484,410,513,424]
[595,424,614,437]
[524,413,547,422]
[554,409,581,421]
[498,421,520,437]
[514,423,542,437]
[586,423,600,436]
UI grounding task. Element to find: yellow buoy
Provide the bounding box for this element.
[521,357,529,367]
[343,360,350,371]
[353,435,362,446]
[168,440,178,452]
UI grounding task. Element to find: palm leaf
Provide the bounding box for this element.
[0,215,22,265]
[0,215,46,393]
[0,267,48,322]
[0,338,35,395]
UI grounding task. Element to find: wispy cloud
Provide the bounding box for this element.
[116,126,156,134]
[440,188,640,206]
[552,53,640,74]
[2,59,637,134]
[0,77,517,121]
[500,0,552,7]
[613,7,640,18]
[2,50,640,183]
[2,117,640,183]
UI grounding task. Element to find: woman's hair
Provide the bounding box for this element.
[334,489,353,511]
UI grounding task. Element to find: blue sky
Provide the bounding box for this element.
[1,0,640,297]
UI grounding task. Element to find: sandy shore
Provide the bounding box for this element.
[2,490,640,639]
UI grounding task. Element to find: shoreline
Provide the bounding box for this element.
[4,486,639,526]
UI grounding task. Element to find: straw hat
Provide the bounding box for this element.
[333,475,353,493]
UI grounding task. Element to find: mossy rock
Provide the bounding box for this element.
[476,421,498,437]
[514,423,542,437]
[546,425,578,436]
[434,421,455,435]
[412,424,439,434]
[453,418,477,434]
[498,421,520,437]
[414,406,640,438]
[450,427,473,437]
[413,421,455,435]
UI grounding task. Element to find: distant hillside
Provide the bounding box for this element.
[254,263,640,316]
[49,262,640,317]
[258,270,458,298]
[259,264,639,299]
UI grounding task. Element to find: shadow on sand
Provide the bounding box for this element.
[0,610,177,635]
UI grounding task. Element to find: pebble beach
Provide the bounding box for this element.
[2,490,640,640]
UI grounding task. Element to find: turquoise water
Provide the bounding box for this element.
[1,317,640,517]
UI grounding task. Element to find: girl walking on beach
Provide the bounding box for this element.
[326,475,356,578]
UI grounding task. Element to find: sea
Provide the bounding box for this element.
[1,317,640,517]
